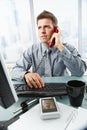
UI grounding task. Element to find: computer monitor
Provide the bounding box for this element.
[0,52,18,108]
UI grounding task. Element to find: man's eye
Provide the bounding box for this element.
[45,26,50,28]
[38,27,41,30]
[45,26,51,30]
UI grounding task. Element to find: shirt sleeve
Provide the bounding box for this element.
[11,47,33,81]
[59,43,86,76]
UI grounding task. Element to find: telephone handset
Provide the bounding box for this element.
[49,27,58,48]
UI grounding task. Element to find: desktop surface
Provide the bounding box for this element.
[0,76,87,122]
[13,75,87,84]
[13,76,87,97]
[0,93,87,121]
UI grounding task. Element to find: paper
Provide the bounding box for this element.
[8,103,87,130]
[66,107,87,130]
[8,102,76,130]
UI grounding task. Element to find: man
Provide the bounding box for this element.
[11,10,86,88]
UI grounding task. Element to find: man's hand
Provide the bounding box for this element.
[24,72,44,88]
[50,27,64,51]
[55,30,64,51]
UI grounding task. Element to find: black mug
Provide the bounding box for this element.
[66,80,85,107]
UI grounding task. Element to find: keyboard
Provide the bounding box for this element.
[15,83,67,97]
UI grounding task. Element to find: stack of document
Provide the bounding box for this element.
[8,102,87,130]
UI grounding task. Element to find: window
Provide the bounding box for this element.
[0,0,87,65]
[82,0,87,59]
[33,0,87,60]
[33,0,78,48]
[0,0,33,63]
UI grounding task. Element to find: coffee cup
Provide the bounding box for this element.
[66,80,85,107]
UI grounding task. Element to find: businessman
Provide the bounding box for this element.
[11,10,86,88]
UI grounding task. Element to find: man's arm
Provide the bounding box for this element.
[11,47,32,81]
[11,44,44,88]
[53,29,86,76]
[59,43,86,76]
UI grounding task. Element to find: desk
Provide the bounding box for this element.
[13,75,87,85]
[7,101,87,130]
[0,76,87,128]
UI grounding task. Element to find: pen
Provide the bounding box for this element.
[64,110,76,130]
[13,98,39,114]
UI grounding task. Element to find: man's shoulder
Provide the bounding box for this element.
[63,42,76,50]
[32,42,42,51]
[32,42,41,47]
[27,42,41,51]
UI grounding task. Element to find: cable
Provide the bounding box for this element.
[34,50,47,73]
[13,98,39,114]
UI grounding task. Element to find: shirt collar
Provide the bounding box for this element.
[41,43,59,55]
[41,43,49,55]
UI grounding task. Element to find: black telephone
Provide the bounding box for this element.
[49,27,58,48]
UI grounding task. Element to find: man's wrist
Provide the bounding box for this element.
[24,71,31,78]
[25,71,30,75]
[56,43,64,51]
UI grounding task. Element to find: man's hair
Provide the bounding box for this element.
[37,10,58,26]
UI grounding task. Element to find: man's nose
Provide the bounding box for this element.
[41,28,46,33]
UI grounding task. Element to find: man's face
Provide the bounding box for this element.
[37,18,54,45]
